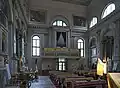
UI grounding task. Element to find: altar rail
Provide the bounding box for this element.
[41,48,80,58]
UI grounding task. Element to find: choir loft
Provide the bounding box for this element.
[0,0,120,88]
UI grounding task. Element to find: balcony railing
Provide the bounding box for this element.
[41,48,80,58]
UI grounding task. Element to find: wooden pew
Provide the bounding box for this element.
[49,71,96,88]
[65,77,94,88]
[71,80,107,88]
[49,71,79,87]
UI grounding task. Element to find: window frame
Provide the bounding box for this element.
[77,38,85,57]
[52,20,67,27]
[73,16,86,27]
[32,35,40,56]
[56,58,66,71]
[89,17,97,28]
[101,3,115,19]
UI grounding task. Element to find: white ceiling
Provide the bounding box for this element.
[52,0,92,6]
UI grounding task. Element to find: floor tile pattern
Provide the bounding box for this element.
[30,76,56,88]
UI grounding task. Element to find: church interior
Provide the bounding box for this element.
[0,0,120,88]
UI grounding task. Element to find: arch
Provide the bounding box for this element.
[100,28,110,40]
[89,17,97,28]
[89,37,97,47]
[32,35,40,56]
[52,20,67,27]
[16,19,20,29]
[50,15,70,27]
[89,36,97,69]
[33,36,40,40]
[101,3,115,19]
[89,36,97,46]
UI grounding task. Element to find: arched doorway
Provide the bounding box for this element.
[89,37,97,69]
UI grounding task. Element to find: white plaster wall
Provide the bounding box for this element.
[27,28,86,69]
[29,0,87,28]
[27,28,46,69]
[44,34,49,48]
[68,58,88,72]
[87,0,120,25]
[27,0,88,70]
[86,0,120,69]
[68,59,78,71]
[42,59,56,70]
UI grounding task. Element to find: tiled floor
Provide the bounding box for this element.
[30,76,56,88]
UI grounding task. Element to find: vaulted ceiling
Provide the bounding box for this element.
[52,0,92,6]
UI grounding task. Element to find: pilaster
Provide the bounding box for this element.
[0,67,6,88]
[96,30,101,58]
[112,21,120,71]
[48,28,52,47]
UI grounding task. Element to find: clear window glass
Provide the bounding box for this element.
[78,39,84,57]
[32,36,40,56]
[52,20,67,27]
[63,23,67,26]
[90,17,97,28]
[53,21,57,26]
[102,3,115,19]
[58,58,66,71]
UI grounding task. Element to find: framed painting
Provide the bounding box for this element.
[30,9,46,24]
[73,16,86,27]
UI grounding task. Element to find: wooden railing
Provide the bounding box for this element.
[41,48,80,58]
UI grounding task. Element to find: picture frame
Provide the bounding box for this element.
[29,9,47,24]
[73,15,86,27]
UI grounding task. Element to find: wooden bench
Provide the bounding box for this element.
[65,77,94,88]
[49,71,97,88]
[72,80,107,88]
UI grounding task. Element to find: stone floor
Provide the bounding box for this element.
[6,76,56,88]
[5,87,18,88]
[30,76,56,88]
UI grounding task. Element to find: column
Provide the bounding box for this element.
[67,31,70,48]
[71,37,74,48]
[112,21,120,72]
[48,28,51,47]
[38,58,42,75]
[0,29,2,51]
[96,31,101,59]
[0,29,6,88]
[0,68,6,88]
[99,31,105,61]
[74,37,77,48]
[53,31,56,47]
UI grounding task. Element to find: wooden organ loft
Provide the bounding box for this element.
[41,48,81,59]
[1,0,120,88]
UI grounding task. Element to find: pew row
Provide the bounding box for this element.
[49,71,106,88]
[65,77,94,88]
[71,80,107,88]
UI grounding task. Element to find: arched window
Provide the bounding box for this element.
[32,36,40,56]
[90,17,97,28]
[78,38,84,57]
[52,20,67,27]
[102,3,115,19]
